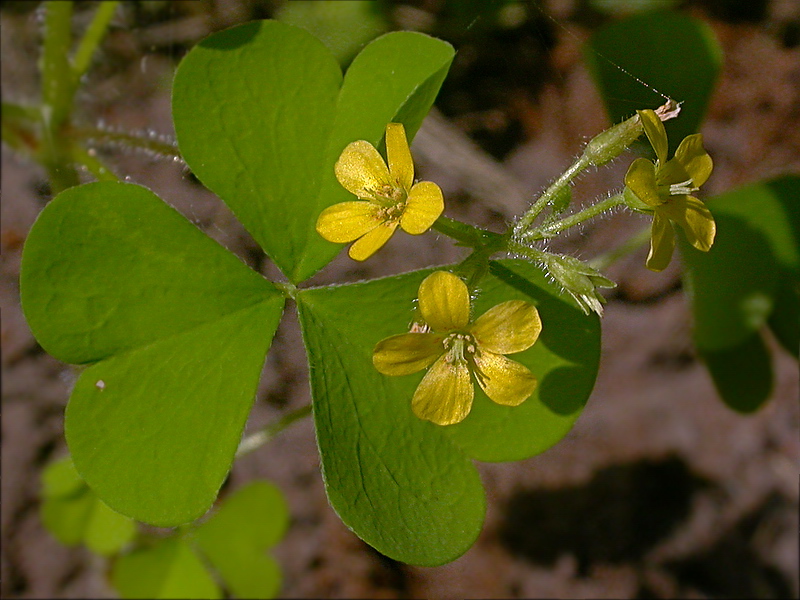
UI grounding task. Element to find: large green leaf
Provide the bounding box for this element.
[112,538,221,600]
[20,183,274,364]
[681,176,800,411]
[297,259,600,564]
[584,10,722,153]
[173,20,454,283]
[21,182,285,526]
[682,176,800,352]
[193,481,288,599]
[173,21,341,284]
[699,332,773,413]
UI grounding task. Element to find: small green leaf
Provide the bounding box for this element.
[768,278,800,359]
[193,481,288,599]
[682,176,800,411]
[682,176,800,351]
[42,455,85,498]
[585,10,722,153]
[700,332,773,413]
[21,182,285,526]
[40,456,135,554]
[297,259,599,564]
[84,499,137,556]
[112,538,222,600]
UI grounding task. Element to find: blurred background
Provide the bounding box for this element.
[2,0,798,598]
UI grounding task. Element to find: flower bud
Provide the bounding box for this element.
[582,99,682,168]
[544,254,616,316]
[582,113,643,168]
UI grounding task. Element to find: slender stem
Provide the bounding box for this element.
[41,1,80,192]
[540,193,626,237]
[513,155,590,236]
[71,145,118,182]
[72,1,119,83]
[235,404,312,458]
[72,125,182,159]
[589,223,651,271]
[42,1,75,124]
[506,239,550,263]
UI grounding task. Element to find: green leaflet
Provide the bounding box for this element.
[21,182,285,525]
[40,456,136,555]
[112,538,222,600]
[297,259,600,564]
[682,175,800,411]
[173,20,454,283]
[192,481,288,599]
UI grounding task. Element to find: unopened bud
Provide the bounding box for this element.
[582,99,682,168]
[544,254,616,316]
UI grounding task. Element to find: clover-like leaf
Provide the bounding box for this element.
[21,182,285,526]
[173,20,454,283]
[41,455,136,556]
[681,175,800,411]
[297,259,600,565]
[112,538,221,600]
[192,481,288,599]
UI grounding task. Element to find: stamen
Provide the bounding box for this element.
[669,179,698,195]
[443,333,478,365]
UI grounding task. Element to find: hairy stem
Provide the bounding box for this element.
[540,193,626,237]
[513,156,590,236]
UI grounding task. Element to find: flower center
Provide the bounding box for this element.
[668,179,698,196]
[370,183,407,222]
[442,332,478,365]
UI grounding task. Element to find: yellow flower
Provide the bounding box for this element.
[316,123,444,261]
[624,109,715,272]
[373,271,542,426]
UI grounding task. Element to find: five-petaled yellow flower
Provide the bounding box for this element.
[373,271,542,426]
[316,123,444,261]
[624,109,715,272]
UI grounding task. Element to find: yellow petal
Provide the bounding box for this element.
[473,350,537,407]
[470,300,541,354]
[400,181,444,235]
[673,133,713,187]
[335,140,391,197]
[348,221,398,261]
[385,123,414,191]
[624,158,662,207]
[660,195,716,252]
[316,201,381,243]
[646,210,675,272]
[637,109,668,166]
[418,271,471,331]
[412,354,473,425]
[373,333,444,376]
